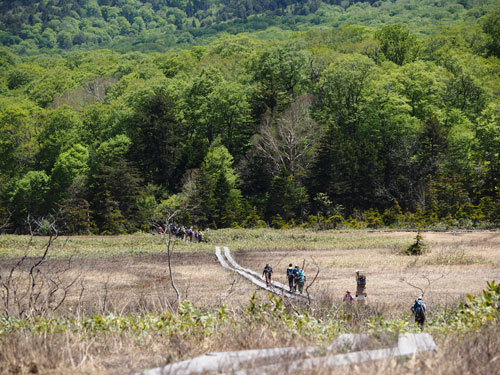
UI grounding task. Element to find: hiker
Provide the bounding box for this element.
[187,228,194,242]
[286,264,295,291]
[176,226,183,239]
[355,270,367,303]
[411,296,427,329]
[356,291,367,303]
[291,265,300,291]
[343,290,354,303]
[295,267,306,294]
[262,264,273,287]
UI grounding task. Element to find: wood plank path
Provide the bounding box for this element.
[136,247,436,375]
[215,246,316,301]
[138,333,436,375]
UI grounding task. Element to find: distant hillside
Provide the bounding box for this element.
[0,0,497,54]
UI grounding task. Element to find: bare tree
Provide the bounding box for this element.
[253,95,320,177]
[400,258,450,298]
[0,210,12,232]
[305,258,320,305]
[151,179,203,304]
[152,204,185,303]
[0,215,79,319]
[160,215,181,303]
[400,271,449,298]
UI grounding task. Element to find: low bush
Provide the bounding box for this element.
[400,231,428,256]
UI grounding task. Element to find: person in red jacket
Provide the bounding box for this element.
[262,264,273,287]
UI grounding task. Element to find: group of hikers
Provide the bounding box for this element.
[261,263,307,293]
[262,264,428,329]
[155,224,203,242]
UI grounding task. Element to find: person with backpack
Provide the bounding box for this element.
[291,265,300,291]
[355,270,367,303]
[262,264,273,287]
[295,268,306,294]
[343,290,354,303]
[411,296,427,329]
[286,264,295,291]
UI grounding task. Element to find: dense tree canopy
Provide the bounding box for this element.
[0,2,500,233]
[0,0,498,54]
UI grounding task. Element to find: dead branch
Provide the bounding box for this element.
[0,210,12,231]
[100,276,110,314]
[305,258,320,305]
[283,295,300,315]
[0,214,79,319]
[400,270,451,298]
[401,278,425,297]
[163,224,180,302]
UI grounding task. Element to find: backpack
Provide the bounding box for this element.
[414,301,425,316]
[297,270,305,282]
[286,267,294,276]
[357,275,366,286]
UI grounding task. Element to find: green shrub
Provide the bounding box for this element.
[271,214,286,229]
[364,208,383,228]
[400,231,427,256]
[382,201,404,226]
[324,214,344,229]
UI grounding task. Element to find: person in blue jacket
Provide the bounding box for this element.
[411,296,427,329]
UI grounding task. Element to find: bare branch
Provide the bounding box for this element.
[400,270,450,298]
[253,95,319,177]
[400,278,425,296]
[0,210,12,231]
[305,258,320,305]
[162,225,180,302]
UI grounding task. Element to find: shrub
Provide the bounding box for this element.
[400,231,428,256]
[270,214,286,229]
[364,208,383,228]
[324,214,345,229]
[382,201,403,226]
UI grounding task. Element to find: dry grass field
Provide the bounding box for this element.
[233,231,500,312]
[0,229,499,374]
[0,230,499,315]
[1,230,498,313]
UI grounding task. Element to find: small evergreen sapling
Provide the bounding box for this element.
[402,231,427,256]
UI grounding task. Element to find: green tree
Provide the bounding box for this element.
[8,171,51,227]
[50,144,89,202]
[37,106,81,172]
[250,43,308,112]
[27,68,74,108]
[443,54,487,120]
[375,24,419,66]
[482,7,500,57]
[474,102,500,199]
[88,134,143,233]
[188,142,243,227]
[0,98,39,178]
[391,61,446,119]
[126,83,187,190]
[266,171,307,222]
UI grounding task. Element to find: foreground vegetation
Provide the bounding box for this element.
[0,281,499,374]
[0,229,498,373]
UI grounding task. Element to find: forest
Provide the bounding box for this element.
[0,1,500,233]
[1,0,499,53]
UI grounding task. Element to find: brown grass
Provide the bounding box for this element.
[233,231,500,311]
[0,230,499,374]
